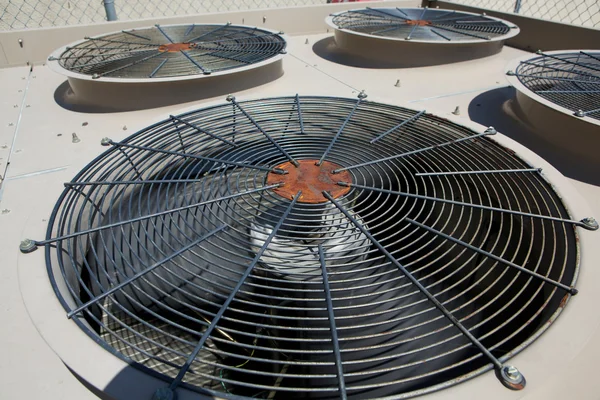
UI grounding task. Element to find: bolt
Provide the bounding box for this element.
[581,217,599,231]
[452,106,460,116]
[226,94,236,102]
[48,56,57,61]
[203,69,212,75]
[394,79,401,88]
[536,49,543,54]
[92,73,100,79]
[100,137,112,146]
[8,123,13,127]
[19,238,37,254]
[122,125,127,131]
[575,109,586,117]
[506,70,515,76]
[263,16,266,23]
[151,388,176,400]
[405,36,412,40]
[484,126,497,135]
[72,133,81,143]
[357,90,367,99]
[18,38,23,48]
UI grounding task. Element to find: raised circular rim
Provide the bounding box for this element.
[47,23,287,84]
[505,50,600,128]
[325,7,520,45]
[17,94,600,400]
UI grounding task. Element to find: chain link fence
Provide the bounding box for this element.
[447,0,600,28]
[1,0,599,30]
[0,0,327,31]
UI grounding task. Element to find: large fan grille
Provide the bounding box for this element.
[40,96,582,399]
[52,24,286,79]
[331,8,512,41]
[513,51,600,121]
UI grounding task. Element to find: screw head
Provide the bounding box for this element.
[92,73,100,79]
[226,94,236,102]
[581,217,599,231]
[100,137,112,146]
[575,109,586,117]
[72,133,81,143]
[484,126,497,135]
[506,70,515,76]
[498,364,526,390]
[20,238,37,254]
[151,388,176,400]
[536,49,543,54]
[452,106,461,116]
[357,90,367,99]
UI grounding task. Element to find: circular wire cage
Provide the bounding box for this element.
[329,8,514,42]
[38,96,587,399]
[50,24,286,80]
[512,51,600,121]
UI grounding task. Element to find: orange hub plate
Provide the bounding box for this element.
[266,160,352,204]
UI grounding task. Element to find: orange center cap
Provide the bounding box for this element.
[266,160,351,204]
[158,42,193,52]
[405,19,431,26]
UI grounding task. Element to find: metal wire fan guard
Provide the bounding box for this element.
[327,8,516,42]
[48,24,287,80]
[22,95,597,399]
[508,50,600,121]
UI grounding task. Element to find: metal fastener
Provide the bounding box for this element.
[581,217,599,231]
[357,90,367,99]
[452,106,460,115]
[72,133,81,143]
[226,94,236,102]
[18,38,23,48]
[151,388,176,400]
[100,137,112,146]
[19,238,37,253]
[506,70,515,76]
[394,79,401,87]
[484,126,497,135]
[575,109,586,117]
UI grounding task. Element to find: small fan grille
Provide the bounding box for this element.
[513,51,600,121]
[331,8,512,41]
[53,24,286,79]
[42,96,581,399]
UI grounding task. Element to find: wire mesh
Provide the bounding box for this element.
[38,96,580,399]
[331,8,513,41]
[446,0,600,29]
[513,51,600,121]
[53,25,286,79]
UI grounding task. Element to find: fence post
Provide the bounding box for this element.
[103,0,118,21]
[513,0,522,13]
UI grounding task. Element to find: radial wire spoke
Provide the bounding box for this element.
[164,191,302,393]
[405,218,578,294]
[227,96,299,167]
[324,192,521,387]
[334,128,496,173]
[338,182,598,230]
[25,185,280,250]
[318,245,348,400]
[66,225,228,318]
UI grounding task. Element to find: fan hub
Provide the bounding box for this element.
[266,159,351,203]
[158,42,195,52]
[405,19,431,26]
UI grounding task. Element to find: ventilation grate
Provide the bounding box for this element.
[49,24,286,79]
[330,8,513,42]
[24,96,596,399]
[511,50,600,121]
